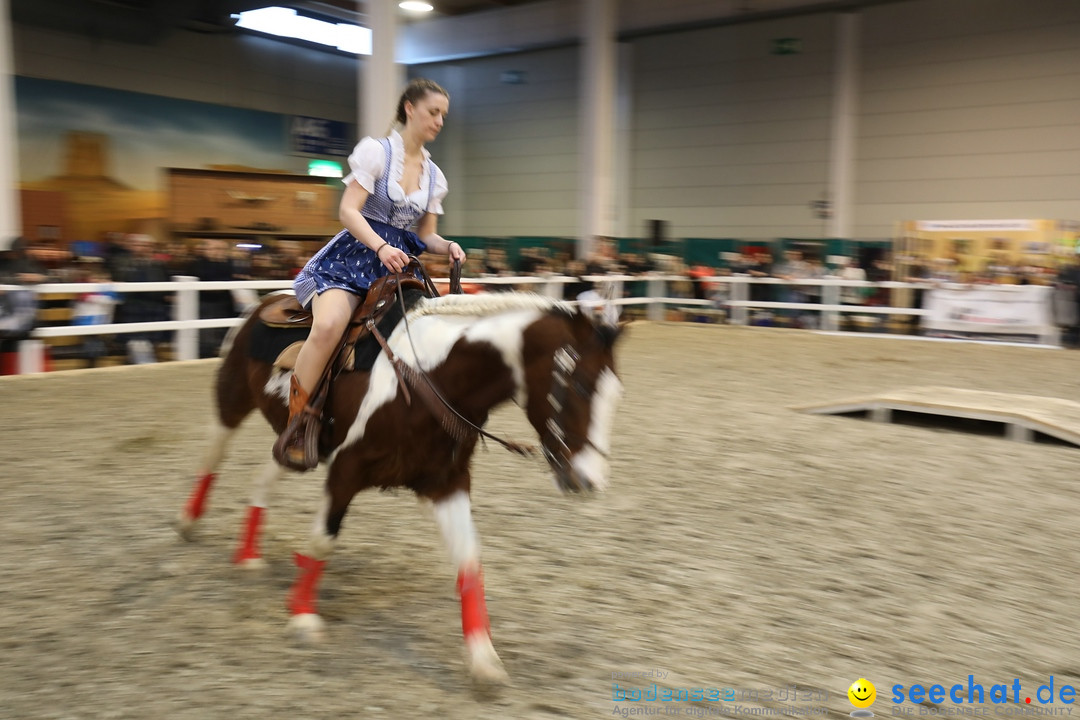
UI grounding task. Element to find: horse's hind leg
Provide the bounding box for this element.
[177,423,237,540]
[233,458,285,568]
[432,489,508,684]
[178,329,259,540]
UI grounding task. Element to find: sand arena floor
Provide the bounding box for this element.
[1,322,1078,720]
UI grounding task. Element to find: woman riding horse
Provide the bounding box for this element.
[275,78,467,471]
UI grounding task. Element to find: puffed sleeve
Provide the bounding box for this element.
[342,137,386,193]
[427,162,449,215]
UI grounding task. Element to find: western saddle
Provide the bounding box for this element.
[268,256,459,471]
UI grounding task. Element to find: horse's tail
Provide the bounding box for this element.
[213,291,292,428]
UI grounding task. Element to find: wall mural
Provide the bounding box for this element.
[15,76,294,242]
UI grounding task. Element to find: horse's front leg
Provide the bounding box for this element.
[432,489,508,684]
[286,481,351,643]
[232,459,285,568]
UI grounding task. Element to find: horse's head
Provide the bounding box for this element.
[525,309,625,494]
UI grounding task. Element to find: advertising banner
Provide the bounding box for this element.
[922,285,1055,341]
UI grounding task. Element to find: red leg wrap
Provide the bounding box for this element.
[184,472,216,520]
[289,552,326,616]
[457,567,491,639]
[232,506,264,564]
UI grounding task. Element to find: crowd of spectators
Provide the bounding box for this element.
[0,233,310,363]
[3,233,1079,368]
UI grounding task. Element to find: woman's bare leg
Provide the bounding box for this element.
[292,289,362,393]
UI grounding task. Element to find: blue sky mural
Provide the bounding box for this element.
[15,77,291,191]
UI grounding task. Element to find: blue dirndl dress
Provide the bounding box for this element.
[294,137,439,309]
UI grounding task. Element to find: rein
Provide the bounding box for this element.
[366,256,537,458]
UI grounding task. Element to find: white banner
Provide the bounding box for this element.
[915,219,1037,232]
[922,285,1054,339]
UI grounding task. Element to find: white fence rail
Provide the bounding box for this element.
[0,274,1059,373]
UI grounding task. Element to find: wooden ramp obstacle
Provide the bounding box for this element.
[792,386,1080,447]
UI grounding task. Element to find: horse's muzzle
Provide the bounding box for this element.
[550,445,610,494]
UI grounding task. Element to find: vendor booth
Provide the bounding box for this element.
[895,218,1079,281]
[895,219,1079,344]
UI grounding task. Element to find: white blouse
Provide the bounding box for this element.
[342,130,448,215]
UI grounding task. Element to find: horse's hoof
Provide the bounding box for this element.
[175,513,197,541]
[235,557,268,571]
[286,613,326,643]
[465,633,509,686]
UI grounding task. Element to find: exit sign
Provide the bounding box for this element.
[771,37,802,55]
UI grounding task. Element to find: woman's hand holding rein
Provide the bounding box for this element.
[447,241,467,264]
[375,241,408,273]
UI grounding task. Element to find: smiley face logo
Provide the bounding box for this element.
[848,679,876,716]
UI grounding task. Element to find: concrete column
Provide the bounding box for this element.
[579,0,617,259]
[361,0,405,140]
[613,42,632,241]
[826,12,860,240]
[0,0,21,250]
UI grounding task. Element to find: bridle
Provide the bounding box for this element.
[540,338,611,487]
[366,258,605,479]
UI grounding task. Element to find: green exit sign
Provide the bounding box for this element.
[771,37,802,55]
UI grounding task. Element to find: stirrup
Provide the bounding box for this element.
[272,409,321,471]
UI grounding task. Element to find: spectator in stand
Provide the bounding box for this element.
[482,247,512,276]
[112,233,170,363]
[564,257,592,298]
[743,251,773,304]
[1054,258,1080,348]
[772,249,811,327]
[250,249,277,279]
[103,232,131,278]
[230,245,253,280]
[189,239,237,358]
[584,236,622,276]
[70,259,118,364]
[835,255,868,331]
[0,238,45,364]
[686,264,716,301]
[517,247,549,275]
[620,251,653,275]
[165,239,195,278]
[0,237,48,284]
[837,255,868,305]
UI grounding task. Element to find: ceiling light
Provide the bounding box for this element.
[233,7,372,54]
[399,1,434,12]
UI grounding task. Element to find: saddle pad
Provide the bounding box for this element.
[249,321,310,367]
[248,288,428,372]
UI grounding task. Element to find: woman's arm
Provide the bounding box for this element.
[338,181,409,273]
[417,213,467,263]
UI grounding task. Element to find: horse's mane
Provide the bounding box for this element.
[408,291,571,320]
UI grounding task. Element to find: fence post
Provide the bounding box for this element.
[646,276,665,321]
[730,278,749,325]
[17,338,44,373]
[544,276,565,300]
[822,280,840,332]
[173,275,198,362]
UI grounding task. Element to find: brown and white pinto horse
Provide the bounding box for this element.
[177,291,623,682]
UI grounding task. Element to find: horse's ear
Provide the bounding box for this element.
[593,318,626,348]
